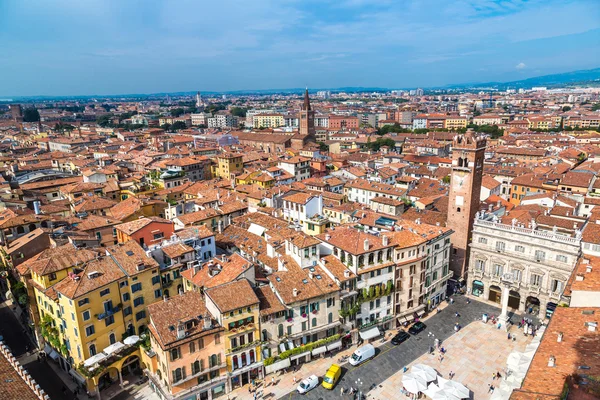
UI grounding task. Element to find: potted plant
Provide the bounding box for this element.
[287,318,293,323]
[302,313,308,318]
[312,310,318,314]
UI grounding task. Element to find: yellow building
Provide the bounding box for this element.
[204,279,263,390]
[214,153,244,179]
[303,214,330,236]
[444,117,468,130]
[32,241,164,398]
[235,171,275,188]
[253,114,284,128]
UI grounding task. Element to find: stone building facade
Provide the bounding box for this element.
[467,217,580,319]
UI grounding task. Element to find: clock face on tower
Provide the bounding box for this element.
[453,172,467,190]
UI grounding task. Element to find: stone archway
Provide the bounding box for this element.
[508,290,520,309]
[472,280,484,297]
[525,296,540,315]
[488,285,502,304]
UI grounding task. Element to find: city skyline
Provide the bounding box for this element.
[1,0,599,97]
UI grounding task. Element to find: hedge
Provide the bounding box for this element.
[276,334,340,361]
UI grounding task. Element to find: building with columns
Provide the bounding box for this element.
[467,215,580,320]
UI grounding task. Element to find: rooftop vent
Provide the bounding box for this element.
[293,288,298,297]
[87,271,100,279]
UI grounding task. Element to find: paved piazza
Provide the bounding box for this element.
[367,311,533,399]
[223,295,532,400]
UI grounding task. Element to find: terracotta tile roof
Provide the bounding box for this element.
[181,253,253,290]
[74,214,121,231]
[268,255,338,304]
[255,285,286,316]
[0,347,40,400]
[205,279,259,313]
[560,171,594,188]
[282,192,314,205]
[582,222,600,244]
[54,256,125,299]
[511,307,600,400]
[317,226,394,255]
[568,256,600,294]
[162,242,194,259]
[20,244,97,277]
[346,179,406,197]
[481,175,502,190]
[106,240,159,276]
[115,216,173,236]
[174,225,214,241]
[73,195,117,213]
[320,255,356,283]
[147,291,222,349]
[109,196,143,221]
[176,208,220,226]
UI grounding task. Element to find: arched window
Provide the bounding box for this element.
[377,251,383,263]
[173,367,183,382]
[109,333,116,344]
[89,344,96,356]
[28,224,36,232]
[278,324,284,338]
[458,158,464,167]
[358,255,364,267]
[241,352,247,367]
[368,253,374,264]
[232,355,238,370]
[249,349,255,363]
[192,360,201,374]
[210,354,218,367]
[312,317,317,327]
[127,324,134,336]
[262,329,268,342]
[386,249,392,260]
[328,312,333,324]
[16,226,24,234]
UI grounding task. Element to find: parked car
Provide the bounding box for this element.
[322,364,341,390]
[297,375,319,394]
[349,344,375,366]
[391,331,410,345]
[408,322,426,335]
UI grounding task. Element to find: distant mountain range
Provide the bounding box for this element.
[447,67,600,90]
[3,68,599,101]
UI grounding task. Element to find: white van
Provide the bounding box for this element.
[348,344,375,366]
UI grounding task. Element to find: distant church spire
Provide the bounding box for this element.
[302,88,311,111]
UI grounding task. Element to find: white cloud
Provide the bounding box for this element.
[515,62,526,69]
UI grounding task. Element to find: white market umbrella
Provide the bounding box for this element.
[507,352,530,369]
[412,364,438,382]
[123,335,140,345]
[83,353,107,367]
[423,383,442,398]
[402,372,428,394]
[438,377,470,399]
[503,374,523,388]
[103,341,125,355]
[489,385,513,400]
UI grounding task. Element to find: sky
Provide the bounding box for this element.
[1,0,599,97]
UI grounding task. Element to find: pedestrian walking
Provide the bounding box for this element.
[449,371,454,379]
[271,376,275,386]
[488,384,495,394]
[496,371,502,379]
[341,387,345,396]
[293,376,297,384]
[507,333,511,340]
[492,373,497,380]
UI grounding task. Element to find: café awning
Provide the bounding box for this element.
[312,346,327,356]
[359,326,381,340]
[327,341,342,351]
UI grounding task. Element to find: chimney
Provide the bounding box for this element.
[557,332,563,342]
[176,322,186,339]
[382,235,389,246]
[163,295,168,302]
[344,270,350,278]
[586,265,593,273]
[203,314,212,330]
[488,204,493,212]
[33,201,41,215]
[364,239,370,251]
[293,288,298,297]
[309,272,314,280]
[548,356,556,367]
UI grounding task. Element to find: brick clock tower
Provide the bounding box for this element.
[447,129,487,278]
[299,89,316,141]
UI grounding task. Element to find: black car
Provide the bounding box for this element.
[408,322,426,335]
[391,331,410,345]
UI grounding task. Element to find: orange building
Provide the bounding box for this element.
[329,115,360,129]
[509,174,549,205]
[115,216,175,248]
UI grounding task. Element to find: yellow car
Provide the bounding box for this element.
[322,364,341,390]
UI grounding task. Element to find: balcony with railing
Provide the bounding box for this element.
[475,219,580,245]
[96,305,122,320]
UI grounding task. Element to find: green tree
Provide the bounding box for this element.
[442,175,451,184]
[171,108,185,117]
[562,106,572,112]
[160,123,172,131]
[230,107,247,118]
[591,104,600,111]
[23,108,40,122]
[171,121,188,131]
[96,114,113,127]
[317,141,329,152]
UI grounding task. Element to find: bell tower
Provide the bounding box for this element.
[447,129,486,278]
[299,89,316,141]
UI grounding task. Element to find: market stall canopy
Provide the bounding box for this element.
[103,341,125,355]
[83,353,107,367]
[123,335,140,345]
[359,326,381,341]
[412,364,437,382]
[402,372,427,394]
